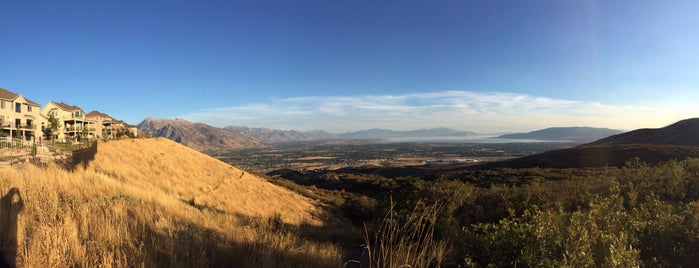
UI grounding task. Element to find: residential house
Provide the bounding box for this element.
[0,88,44,141]
[86,110,129,140]
[128,125,138,137]
[86,111,140,140]
[41,102,94,142]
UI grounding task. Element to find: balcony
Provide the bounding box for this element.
[0,123,36,130]
[66,127,96,132]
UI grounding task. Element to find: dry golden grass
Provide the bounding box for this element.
[0,138,342,267]
[91,138,325,225]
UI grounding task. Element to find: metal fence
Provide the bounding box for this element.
[64,141,98,171]
[0,137,37,166]
[0,138,98,170]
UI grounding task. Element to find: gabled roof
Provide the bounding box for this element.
[52,102,83,111]
[0,88,16,100]
[112,120,136,128]
[86,110,114,120]
[0,87,40,106]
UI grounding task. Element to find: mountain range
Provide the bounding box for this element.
[137,117,263,151]
[138,117,485,151]
[497,127,623,142]
[480,118,699,169]
[223,125,334,143]
[137,117,627,152]
[338,127,476,139]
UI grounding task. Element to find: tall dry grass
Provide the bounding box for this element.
[364,200,448,268]
[0,138,342,267]
[91,138,325,225]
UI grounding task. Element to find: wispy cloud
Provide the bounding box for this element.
[180,91,688,133]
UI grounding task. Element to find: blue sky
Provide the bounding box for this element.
[2,0,698,132]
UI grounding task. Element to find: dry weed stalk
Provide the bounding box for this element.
[364,200,448,268]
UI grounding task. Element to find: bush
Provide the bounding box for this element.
[341,195,378,225]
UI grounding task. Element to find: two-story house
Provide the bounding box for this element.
[86,111,139,140]
[40,101,94,142]
[86,110,118,140]
[0,88,43,141]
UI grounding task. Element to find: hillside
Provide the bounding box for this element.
[497,127,622,142]
[137,117,263,151]
[477,144,699,169]
[481,118,699,169]
[91,138,324,223]
[588,118,699,146]
[0,138,342,267]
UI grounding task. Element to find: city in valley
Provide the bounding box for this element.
[214,140,576,172]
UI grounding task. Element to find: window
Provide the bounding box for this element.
[15,103,21,113]
[26,119,33,127]
[1,101,5,109]
[27,105,32,112]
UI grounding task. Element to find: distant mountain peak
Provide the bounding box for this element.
[223,125,336,143]
[137,118,262,151]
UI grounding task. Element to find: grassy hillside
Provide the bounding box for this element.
[0,138,342,267]
[92,138,325,225]
[476,144,699,169]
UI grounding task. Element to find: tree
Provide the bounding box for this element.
[43,113,61,141]
[80,127,89,142]
[116,128,135,139]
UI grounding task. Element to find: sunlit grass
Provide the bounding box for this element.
[0,138,342,267]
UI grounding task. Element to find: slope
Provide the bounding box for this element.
[0,138,341,267]
[91,138,324,224]
[479,118,699,169]
[497,127,623,142]
[588,118,699,146]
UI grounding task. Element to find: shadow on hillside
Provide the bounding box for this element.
[0,188,24,268]
[242,213,368,268]
[133,211,360,267]
[178,195,366,265]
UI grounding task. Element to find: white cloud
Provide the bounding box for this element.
[180,90,691,133]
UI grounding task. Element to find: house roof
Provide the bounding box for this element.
[114,120,136,128]
[52,102,83,111]
[86,110,114,121]
[0,87,40,106]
